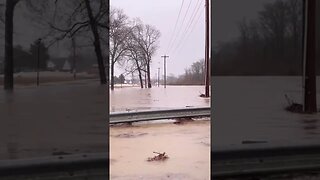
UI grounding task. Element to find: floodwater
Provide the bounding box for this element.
[0,80,108,160]
[213,76,320,150]
[109,85,211,180]
[110,120,210,180]
[110,85,210,112]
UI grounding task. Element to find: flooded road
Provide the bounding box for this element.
[110,120,210,180]
[213,76,320,150]
[110,85,211,179]
[110,85,210,112]
[0,80,108,160]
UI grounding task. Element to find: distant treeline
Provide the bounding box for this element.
[168,59,205,85]
[13,40,49,72]
[6,42,97,74]
[212,0,320,76]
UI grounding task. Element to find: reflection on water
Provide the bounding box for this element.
[110,86,210,112]
[302,118,319,135]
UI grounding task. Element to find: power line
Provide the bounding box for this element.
[167,0,192,53]
[170,0,204,55]
[174,7,204,55]
[166,0,185,53]
[182,0,202,36]
[171,1,204,55]
[183,0,204,37]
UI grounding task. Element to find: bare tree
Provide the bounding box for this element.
[109,8,130,90]
[124,25,146,88]
[286,0,302,53]
[48,0,108,85]
[1,0,56,90]
[132,22,160,88]
[259,0,289,56]
[1,0,108,89]
[3,0,20,90]
[213,0,304,75]
[85,0,107,84]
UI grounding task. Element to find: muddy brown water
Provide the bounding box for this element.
[110,120,210,180]
[110,85,210,112]
[110,86,210,179]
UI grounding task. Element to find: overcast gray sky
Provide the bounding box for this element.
[1,0,272,77]
[0,2,72,58]
[212,0,272,43]
[111,0,270,77]
[111,0,206,77]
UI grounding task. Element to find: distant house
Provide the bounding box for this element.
[47,60,56,71]
[47,57,72,72]
[62,60,71,72]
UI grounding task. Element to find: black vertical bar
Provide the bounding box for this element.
[204,0,210,97]
[302,0,306,109]
[4,0,15,90]
[304,0,317,113]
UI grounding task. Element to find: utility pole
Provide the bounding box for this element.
[303,0,317,113]
[204,0,210,97]
[131,72,134,86]
[144,64,147,88]
[161,55,169,88]
[72,37,76,80]
[157,67,160,87]
[36,38,41,86]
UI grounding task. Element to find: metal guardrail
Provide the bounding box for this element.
[109,107,211,124]
[0,153,108,179]
[212,145,320,178]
